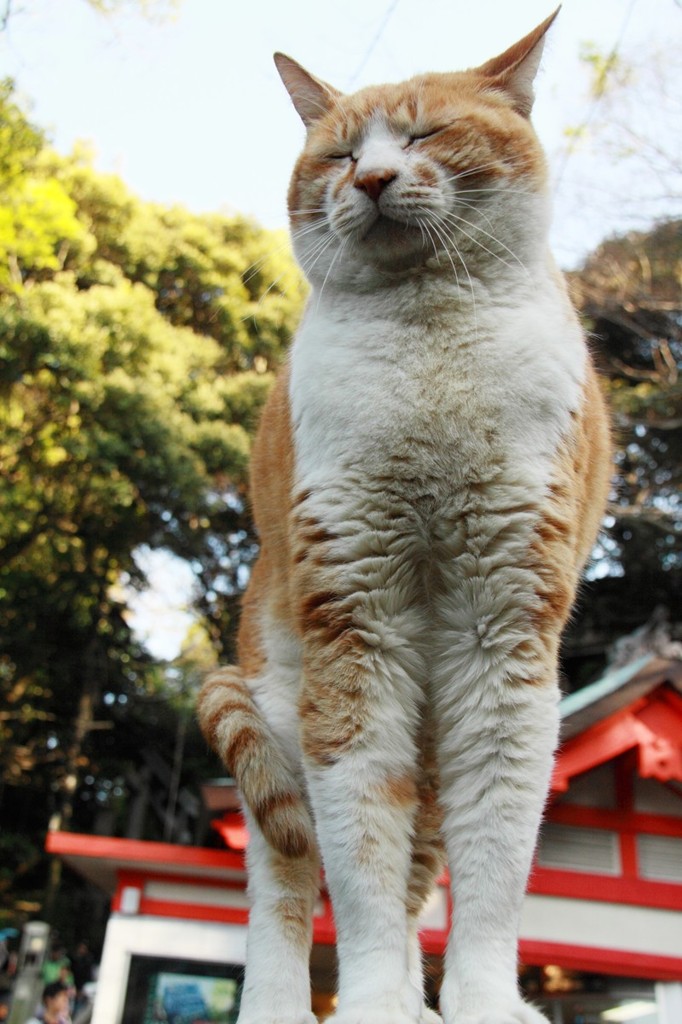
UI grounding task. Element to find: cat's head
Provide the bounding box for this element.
[276,10,558,289]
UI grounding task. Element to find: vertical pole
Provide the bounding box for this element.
[656,982,682,1024]
[7,921,50,1024]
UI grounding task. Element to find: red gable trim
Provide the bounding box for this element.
[553,685,682,793]
[519,939,682,981]
[46,831,246,874]
[546,801,682,838]
[211,811,249,850]
[529,866,682,911]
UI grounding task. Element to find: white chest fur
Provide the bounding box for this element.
[289,269,586,505]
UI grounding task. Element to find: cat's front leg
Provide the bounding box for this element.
[199,657,321,1024]
[306,758,422,1024]
[236,815,320,1024]
[435,668,558,1024]
[435,693,557,1024]
[298,558,429,1024]
[432,564,559,1024]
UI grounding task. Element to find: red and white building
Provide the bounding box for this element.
[48,654,682,1024]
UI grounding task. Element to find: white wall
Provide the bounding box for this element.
[521,894,682,958]
[92,914,247,1024]
[656,982,682,1024]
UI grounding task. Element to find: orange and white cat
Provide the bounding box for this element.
[199,11,611,1024]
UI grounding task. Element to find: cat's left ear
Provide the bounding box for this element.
[274,53,343,128]
[477,7,561,117]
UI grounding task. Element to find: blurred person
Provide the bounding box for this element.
[69,945,93,1019]
[41,949,72,989]
[25,980,72,1024]
[69,946,91,995]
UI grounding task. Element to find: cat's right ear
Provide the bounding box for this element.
[274,53,342,127]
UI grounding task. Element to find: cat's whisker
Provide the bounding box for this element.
[290,219,332,242]
[451,197,500,239]
[427,211,479,338]
[314,237,347,311]
[455,160,522,180]
[422,212,480,349]
[418,209,462,293]
[455,185,535,198]
[418,215,442,268]
[241,249,285,288]
[240,229,302,288]
[240,266,299,324]
[439,161,508,185]
[236,233,311,329]
[441,209,528,276]
[240,222,331,320]
[288,208,328,217]
[293,220,334,249]
[441,173,537,203]
[299,230,339,281]
[452,195,532,258]
[299,240,335,278]
[289,229,331,260]
[413,215,428,251]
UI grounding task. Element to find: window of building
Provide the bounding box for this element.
[536,823,621,875]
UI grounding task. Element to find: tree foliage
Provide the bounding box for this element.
[573,220,681,567]
[560,39,682,247]
[562,219,682,675]
[0,79,304,927]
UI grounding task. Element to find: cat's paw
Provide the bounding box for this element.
[454,1002,549,1024]
[237,1014,318,1024]
[326,1008,418,1024]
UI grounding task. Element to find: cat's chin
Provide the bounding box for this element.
[352,216,433,271]
[361,213,420,243]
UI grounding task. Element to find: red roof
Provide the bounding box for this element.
[45,831,246,895]
[553,659,682,792]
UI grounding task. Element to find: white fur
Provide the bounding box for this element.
[250,611,305,772]
[286,267,575,1024]
[238,812,319,1024]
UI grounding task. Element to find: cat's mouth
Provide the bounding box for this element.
[327,197,442,268]
[355,205,417,240]
[358,211,431,258]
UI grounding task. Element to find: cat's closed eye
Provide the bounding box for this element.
[408,126,450,144]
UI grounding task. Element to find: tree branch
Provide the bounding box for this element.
[612,504,680,528]
[0,0,12,31]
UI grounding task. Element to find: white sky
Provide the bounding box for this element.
[3,0,680,658]
[3,0,681,268]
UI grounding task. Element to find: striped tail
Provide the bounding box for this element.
[198,667,316,859]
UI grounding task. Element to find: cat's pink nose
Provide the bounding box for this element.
[354,169,397,202]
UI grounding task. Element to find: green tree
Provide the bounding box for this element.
[0,81,85,291]
[557,38,682,249]
[0,80,304,928]
[562,218,682,681]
